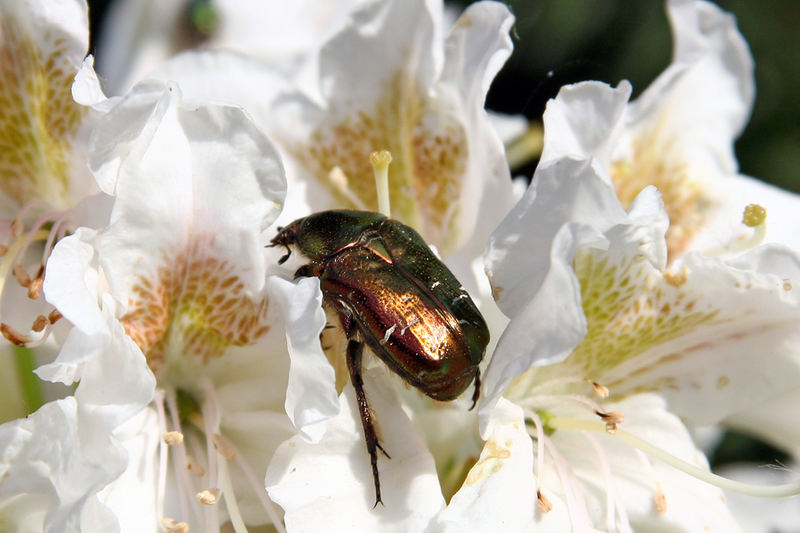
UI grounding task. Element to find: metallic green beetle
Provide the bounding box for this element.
[271,209,489,506]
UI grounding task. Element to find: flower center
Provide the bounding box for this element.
[291,71,469,254]
[610,118,711,260]
[119,236,270,385]
[0,14,87,212]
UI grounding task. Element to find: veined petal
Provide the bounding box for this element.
[481,158,667,417]
[542,244,800,427]
[0,0,95,212]
[266,367,445,533]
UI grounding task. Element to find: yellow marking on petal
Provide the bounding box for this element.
[530,249,719,387]
[610,118,712,259]
[716,376,730,390]
[0,15,86,209]
[465,437,511,486]
[295,71,468,254]
[120,237,270,381]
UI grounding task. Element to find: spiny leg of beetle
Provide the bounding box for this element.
[346,339,388,507]
[469,368,481,410]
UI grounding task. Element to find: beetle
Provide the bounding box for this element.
[270,209,489,506]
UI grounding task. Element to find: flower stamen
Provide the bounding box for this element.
[370,150,393,218]
[548,417,800,498]
[705,203,768,256]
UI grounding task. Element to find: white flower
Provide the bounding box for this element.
[35,79,301,532]
[0,0,112,347]
[148,0,515,262]
[539,0,800,260]
[481,156,800,531]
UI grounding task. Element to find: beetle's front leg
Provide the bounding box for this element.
[346,339,390,508]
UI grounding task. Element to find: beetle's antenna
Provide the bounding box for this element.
[370,150,392,218]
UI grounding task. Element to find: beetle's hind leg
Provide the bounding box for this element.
[346,339,389,507]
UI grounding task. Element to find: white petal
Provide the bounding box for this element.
[96,408,160,533]
[266,368,445,532]
[603,249,800,425]
[0,398,123,532]
[481,159,658,419]
[542,394,738,532]
[42,228,107,338]
[692,173,800,254]
[72,56,109,108]
[540,80,632,171]
[89,81,286,306]
[434,398,536,533]
[633,0,755,172]
[266,275,338,441]
[439,0,516,258]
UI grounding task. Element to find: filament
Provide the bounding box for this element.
[549,417,800,498]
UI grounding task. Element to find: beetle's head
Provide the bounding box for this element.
[269,219,303,265]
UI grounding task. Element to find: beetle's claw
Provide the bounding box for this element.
[376,441,391,459]
[373,495,385,508]
[469,369,481,411]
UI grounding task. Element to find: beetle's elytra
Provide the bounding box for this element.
[271,209,489,506]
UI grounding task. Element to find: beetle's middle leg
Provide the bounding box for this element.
[347,339,390,508]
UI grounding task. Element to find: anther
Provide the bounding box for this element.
[742,204,766,227]
[0,244,7,256]
[212,433,236,460]
[48,309,62,324]
[1,323,30,346]
[27,276,43,299]
[196,488,221,505]
[653,486,667,514]
[585,379,609,399]
[10,219,24,239]
[32,315,47,332]
[186,454,206,476]
[537,489,553,513]
[163,431,184,445]
[13,264,31,287]
[160,517,190,533]
[596,411,624,433]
